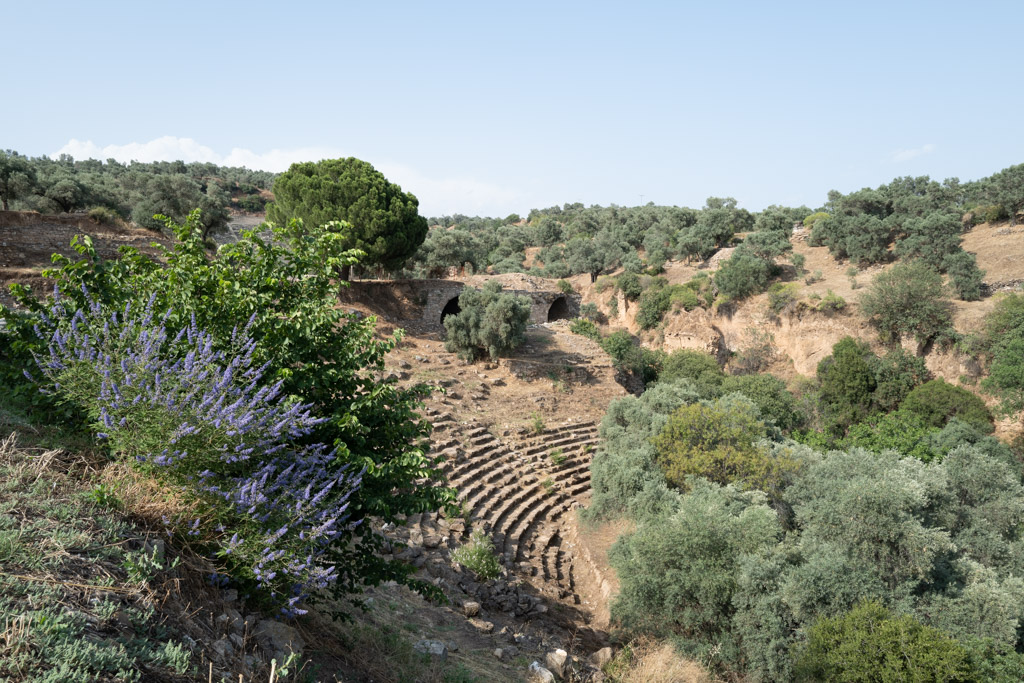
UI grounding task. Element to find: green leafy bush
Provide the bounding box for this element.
[610,479,780,655]
[451,529,502,580]
[443,281,531,361]
[901,379,994,434]
[617,272,644,301]
[802,211,830,229]
[816,337,877,434]
[659,349,724,397]
[859,260,954,345]
[1,212,454,607]
[767,282,800,315]
[720,373,802,433]
[714,249,772,299]
[653,395,796,494]
[816,289,846,312]
[981,293,1024,413]
[869,347,932,412]
[569,317,601,340]
[556,279,573,295]
[793,601,971,683]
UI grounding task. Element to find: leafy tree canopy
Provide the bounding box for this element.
[267,157,428,273]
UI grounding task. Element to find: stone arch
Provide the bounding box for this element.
[440,296,461,325]
[547,296,571,322]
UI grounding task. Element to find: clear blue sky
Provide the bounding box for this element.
[7,1,1023,217]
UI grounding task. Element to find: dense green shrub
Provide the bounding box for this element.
[653,395,796,494]
[586,380,699,520]
[817,337,877,434]
[720,374,802,433]
[1,212,454,608]
[659,349,724,397]
[793,601,971,683]
[869,347,933,412]
[980,293,1024,413]
[943,250,986,301]
[901,379,994,434]
[609,479,780,648]
[714,249,772,299]
[841,410,937,461]
[443,281,531,361]
[451,529,502,580]
[859,260,954,345]
[802,211,830,229]
[816,289,846,312]
[569,317,601,340]
[767,282,800,315]
[599,330,662,384]
[617,271,643,301]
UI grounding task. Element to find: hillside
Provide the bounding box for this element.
[2,203,1023,681]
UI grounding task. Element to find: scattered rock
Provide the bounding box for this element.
[211,637,234,662]
[528,661,556,682]
[462,600,481,617]
[254,619,305,661]
[545,649,568,678]
[222,589,238,603]
[590,647,613,668]
[414,639,448,661]
[468,618,494,634]
[398,360,411,369]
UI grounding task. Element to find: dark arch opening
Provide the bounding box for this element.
[440,296,461,325]
[547,296,571,322]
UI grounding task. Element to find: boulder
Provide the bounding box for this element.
[414,639,448,661]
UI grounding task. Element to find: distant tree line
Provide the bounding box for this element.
[0,149,276,238]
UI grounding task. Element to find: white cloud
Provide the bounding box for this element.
[891,143,936,163]
[53,136,524,217]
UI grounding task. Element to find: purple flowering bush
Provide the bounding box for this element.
[31,287,363,615]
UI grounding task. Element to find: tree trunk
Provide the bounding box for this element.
[1,197,8,211]
[340,264,352,282]
[590,271,598,283]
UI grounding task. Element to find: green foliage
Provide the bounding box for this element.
[556,278,573,295]
[714,249,772,299]
[659,349,724,397]
[901,379,994,434]
[0,149,36,210]
[609,479,780,649]
[869,346,933,412]
[793,601,971,683]
[617,271,643,301]
[267,157,428,272]
[980,293,1024,413]
[599,330,662,384]
[860,260,954,345]
[841,410,937,461]
[586,380,700,520]
[2,212,453,604]
[720,373,802,433]
[579,302,602,322]
[943,250,985,301]
[443,281,531,361]
[767,282,800,315]
[653,396,795,494]
[817,337,877,434]
[802,211,830,229]
[451,529,502,580]
[743,229,793,261]
[569,317,601,340]
[816,289,846,312]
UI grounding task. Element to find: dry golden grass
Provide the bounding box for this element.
[613,638,715,683]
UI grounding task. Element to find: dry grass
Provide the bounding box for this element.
[613,638,715,683]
